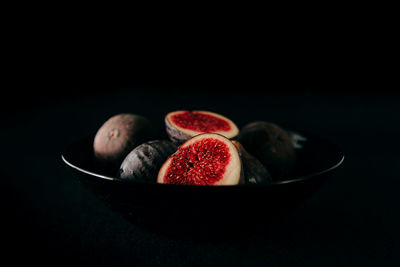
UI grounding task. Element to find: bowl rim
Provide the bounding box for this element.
[61,133,345,187]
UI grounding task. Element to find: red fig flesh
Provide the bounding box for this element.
[165,110,239,144]
[157,133,242,186]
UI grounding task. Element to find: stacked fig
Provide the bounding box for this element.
[93,111,296,186]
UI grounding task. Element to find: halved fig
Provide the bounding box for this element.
[157,133,242,186]
[165,110,239,144]
[232,141,273,185]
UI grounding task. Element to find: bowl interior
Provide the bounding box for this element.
[62,133,344,237]
[63,132,343,184]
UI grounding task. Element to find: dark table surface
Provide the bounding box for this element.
[2,88,399,266]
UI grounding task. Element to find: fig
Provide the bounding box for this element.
[119,140,177,183]
[93,113,157,165]
[157,133,242,186]
[237,121,295,180]
[232,141,272,185]
[165,110,239,144]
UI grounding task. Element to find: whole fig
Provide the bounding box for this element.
[93,113,157,166]
[237,121,295,180]
[119,140,177,183]
[232,141,272,185]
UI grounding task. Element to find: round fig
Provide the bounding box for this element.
[93,113,157,165]
[232,141,272,185]
[119,140,177,183]
[165,110,239,144]
[157,133,242,186]
[237,121,295,180]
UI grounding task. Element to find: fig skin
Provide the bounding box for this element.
[119,140,177,183]
[232,141,272,185]
[165,118,191,144]
[93,114,157,166]
[165,110,239,144]
[237,121,295,180]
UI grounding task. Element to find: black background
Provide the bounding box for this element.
[2,37,400,266]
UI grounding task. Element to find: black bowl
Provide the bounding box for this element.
[62,132,344,238]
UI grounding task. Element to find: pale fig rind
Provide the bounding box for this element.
[157,133,242,186]
[119,140,177,183]
[165,110,239,144]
